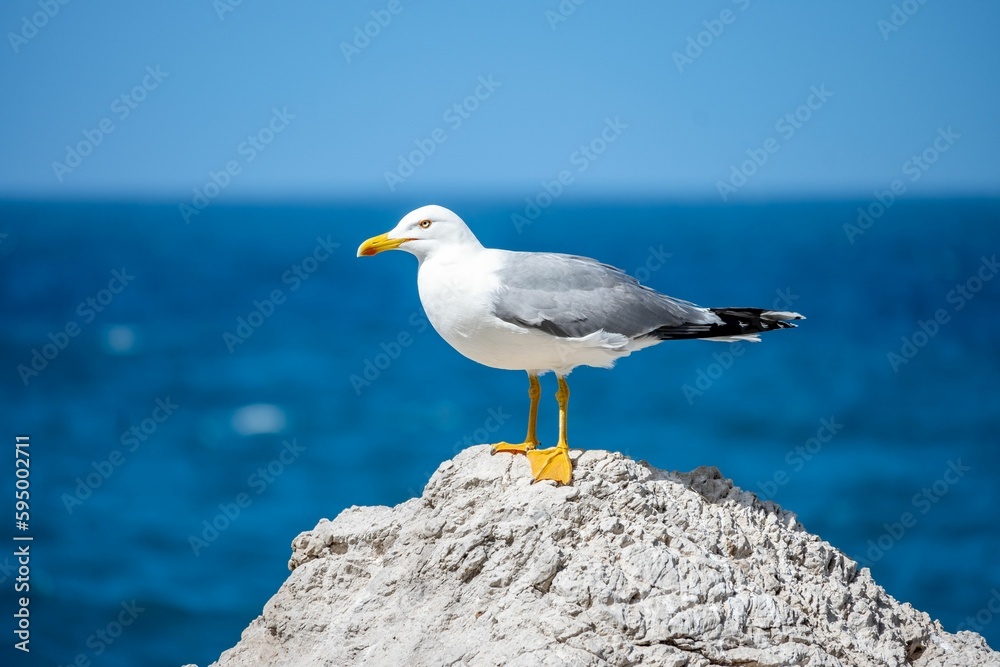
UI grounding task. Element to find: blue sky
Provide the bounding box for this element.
[1,1,998,201]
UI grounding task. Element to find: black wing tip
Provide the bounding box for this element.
[652,307,805,341]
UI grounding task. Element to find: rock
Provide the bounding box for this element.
[200,445,999,667]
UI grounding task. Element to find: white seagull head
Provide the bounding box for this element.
[357,205,482,263]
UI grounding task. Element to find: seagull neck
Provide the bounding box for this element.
[418,240,485,267]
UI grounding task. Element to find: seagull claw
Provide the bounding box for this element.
[525,445,573,485]
[490,441,539,456]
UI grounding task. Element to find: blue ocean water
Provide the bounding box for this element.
[1,198,998,666]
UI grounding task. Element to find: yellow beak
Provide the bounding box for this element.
[357,232,409,257]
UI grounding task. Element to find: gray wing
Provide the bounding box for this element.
[492,252,716,339]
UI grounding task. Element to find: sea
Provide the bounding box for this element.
[1,197,998,666]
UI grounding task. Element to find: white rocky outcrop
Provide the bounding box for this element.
[195,445,999,666]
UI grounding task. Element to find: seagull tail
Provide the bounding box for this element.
[651,308,805,343]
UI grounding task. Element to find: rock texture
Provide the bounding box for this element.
[201,445,999,667]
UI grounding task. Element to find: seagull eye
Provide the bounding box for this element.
[418,219,432,229]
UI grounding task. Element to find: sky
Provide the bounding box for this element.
[1,1,999,202]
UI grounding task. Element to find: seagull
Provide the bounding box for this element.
[357,205,804,485]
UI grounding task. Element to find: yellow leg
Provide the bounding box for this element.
[491,373,541,455]
[525,376,573,485]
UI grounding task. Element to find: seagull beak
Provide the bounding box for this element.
[357,232,408,257]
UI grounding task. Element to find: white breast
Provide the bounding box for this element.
[416,248,639,375]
